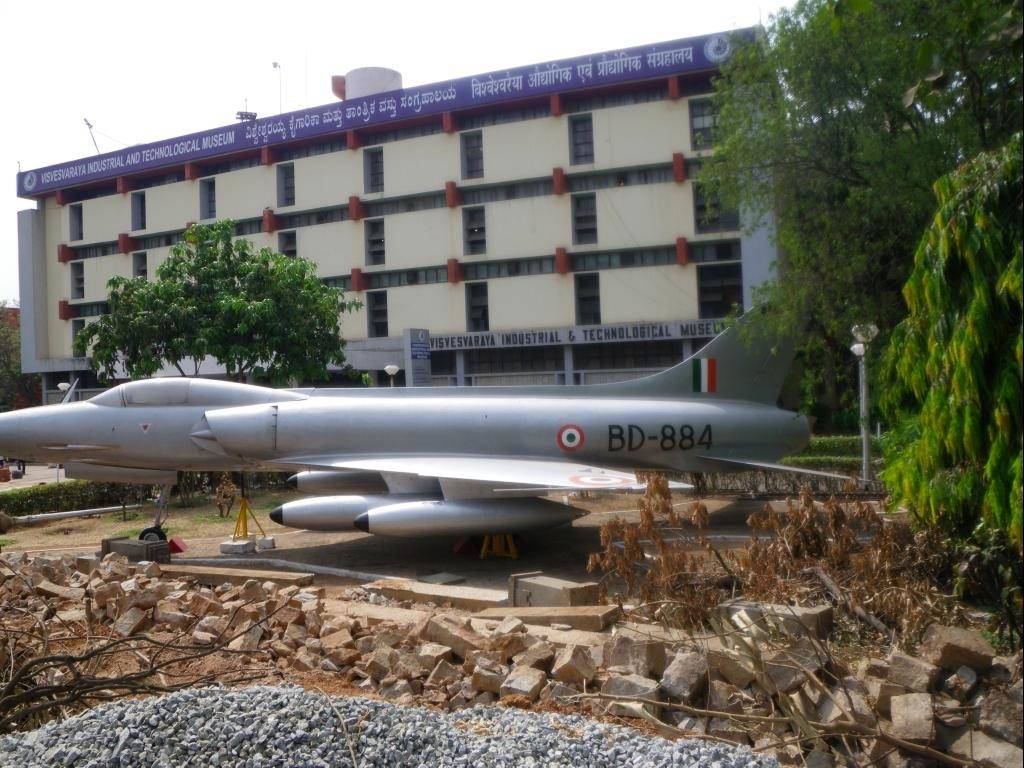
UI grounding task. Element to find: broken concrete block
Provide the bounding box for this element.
[941,666,979,701]
[708,649,756,688]
[978,685,1023,747]
[659,651,708,702]
[491,616,526,636]
[380,679,413,700]
[320,629,355,652]
[326,647,361,667]
[427,659,462,687]
[708,680,746,714]
[192,630,217,645]
[707,717,749,744]
[491,631,534,662]
[155,610,192,630]
[513,641,556,671]
[500,666,546,701]
[113,606,148,637]
[365,645,399,681]
[551,644,596,686]
[819,687,875,729]
[227,625,263,651]
[471,659,507,694]
[887,651,938,692]
[717,598,834,640]
[601,673,663,716]
[91,581,124,608]
[919,624,995,672]
[34,580,85,601]
[890,692,934,744]
[948,728,1024,768]
[604,634,662,677]
[416,643,453,669]
[425,615,490,660]
[509,573,600,607]
[858,657,890,679]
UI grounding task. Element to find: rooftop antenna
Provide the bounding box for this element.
[83,118,101,154]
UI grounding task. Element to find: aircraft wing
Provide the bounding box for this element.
[276,455,691,494]
[701,455,854,480]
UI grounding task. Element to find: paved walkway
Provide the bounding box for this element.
[0,463,66,492]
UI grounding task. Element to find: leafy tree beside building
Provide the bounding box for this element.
[74,221,361,384]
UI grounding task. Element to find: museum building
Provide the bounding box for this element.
[16,27,773,400]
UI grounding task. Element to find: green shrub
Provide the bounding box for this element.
[0,481,151,518]
[798,435,883,457]
[780,455,869,472]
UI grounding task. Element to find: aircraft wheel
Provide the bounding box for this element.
[138,526,167,542]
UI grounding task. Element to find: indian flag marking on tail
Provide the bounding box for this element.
[692,358,717,393]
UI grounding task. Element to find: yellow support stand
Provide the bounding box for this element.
[479,533,518,560]
[231,498,266,541]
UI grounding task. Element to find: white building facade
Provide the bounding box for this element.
[16,29,773,400]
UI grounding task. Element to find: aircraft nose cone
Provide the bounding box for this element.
[269,506,284,525]
[353,513,369,533]
[286,474,297,489]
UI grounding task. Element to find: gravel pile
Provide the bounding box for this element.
[0,685,774,768]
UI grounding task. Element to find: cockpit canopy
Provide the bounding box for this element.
[89,378,307,408]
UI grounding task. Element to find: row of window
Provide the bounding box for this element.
[361,261,742,339]
[63,100,721,239]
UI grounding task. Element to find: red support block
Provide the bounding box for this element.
[116,177,133,194]
[447,258,463,284]
[672,152,687,183]
[57,244,74,263]
[668,76,682,101]
[346,130,361,150]
[58,300,76,321]
[262,208,279,234]
[260,146,277,166]
[555,247,570,275]
[184,162,202,181]
[550,93,564,117]
[350,267,367,292]
[444,181,461,208]
[118,233,139,255]
[676,236,690,266]
[552,167,568,195]
[348,196,365,221]
[442,112,457,134]
[55,189,71,206]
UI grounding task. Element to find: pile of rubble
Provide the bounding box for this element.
[2,551,1021,768]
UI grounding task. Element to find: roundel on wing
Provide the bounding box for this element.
[556,424,585,452]
[568,473,632,488]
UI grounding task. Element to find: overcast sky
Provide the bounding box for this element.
[0,0,790,305]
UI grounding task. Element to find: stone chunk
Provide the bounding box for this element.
[227,625,263,651]
[426,659,462,687]
[513,641,556,671]
[889,693,934,744]
[424,615,489,660]
[92,581,124,608]
[113,606,148,637]
[491,616,526,636]
[918,624,995,672]
[978,686,1023,747]
[717,598,834,640]
[659,651,708,702]
[819,687,875,728]
[887,651,938,692]
[320,629,354,652]
[551,644,596,686]
[708,649,755,688]
[500,666,546,701]
[948,728,1024,768]
[35,580,85,601]
[601,673,662,716]
[365,646,398,681]
[416,643,453,668]
[604,634,662,677]
[941,666,978,701]
[471,659,507,694]
[763,640,825,694]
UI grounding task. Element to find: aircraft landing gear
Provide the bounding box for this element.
[138,481,174,543]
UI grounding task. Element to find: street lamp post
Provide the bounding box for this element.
[850,324,879,488]
[384,364,400,388]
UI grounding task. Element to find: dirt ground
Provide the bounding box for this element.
[1,487,775,590]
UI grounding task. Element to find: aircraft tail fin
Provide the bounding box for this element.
[598,308,799,405]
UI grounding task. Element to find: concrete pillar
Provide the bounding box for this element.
[455,350,466,386]
[562,345,575,386]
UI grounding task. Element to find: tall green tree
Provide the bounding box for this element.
[703,0,1022,425]
[881,133,1022,547]
[0,304,40,409]
[75,221,361,384]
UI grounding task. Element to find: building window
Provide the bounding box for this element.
[690,98,718,149]
[71,318,85,346]
[698,263,744,319]
[277,163,295,207]
[691,241,741,263]
[278,231,297,258]
[364,148,384,193]
[69,203,83,241]
[569,114,594,165]
[70,261,85,300]
[131,191,146,231]
[694,183,740,233]
[132,252,148,279]
[463,206,486,255]
[574,340,684,370]
[460,131,484,179]
[572,193,597,245]
[575,273,601,325]
[466,282,489,332]
[367,290,388,338]
[364,219,386,266]
[199,178,216,220]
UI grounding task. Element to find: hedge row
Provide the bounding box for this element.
[799,435,883,457]
[780,455,884,472]
[0,481,151,518]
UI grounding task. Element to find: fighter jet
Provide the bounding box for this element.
[0,310,819,538]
